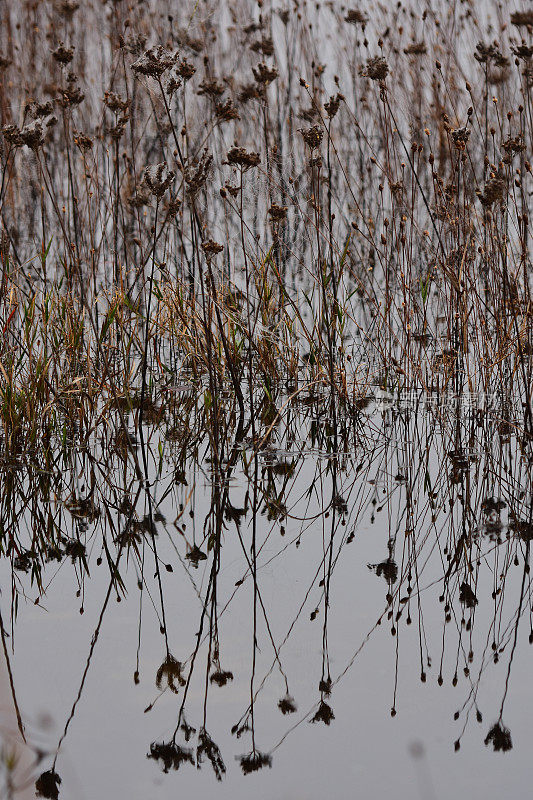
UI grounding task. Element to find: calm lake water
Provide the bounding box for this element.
[2,388,533,799]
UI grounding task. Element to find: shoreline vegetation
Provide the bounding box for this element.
[0,1,531,439]
[1,1,533,796]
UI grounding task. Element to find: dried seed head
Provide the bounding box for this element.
[165,69,183,96]
[487,63,510,85]
[477,173,507,207]
[484,722,512,752]
[182,149,213,195]
[299,104,319,123]
[121,31,147,56]
[390,180,404,198]
[201,239,224,256]
[512,43,533,60]
[196,729,226,780]
[54,0,80,19]
[20,119,44,149]
[106,114,129,140]
[52,41,74,65]
[198,78,225,97]
[210,669,234,686]
[185,544,207,567]
[57,73,84,107]
[226,146,261,169]
[311,700,335,725]
[132,46,178,78]
[238,82,264,103]
[177,59,196,80]
[404,41,427,56]
[128,181,151,209]
[511,11,533,27]
[502,135,525,163]
[144,162,175,197]
[175,28,203,53]
[324,93,344,119]
[277,694,297,714]
[252,62,279,84]
[238,751,272,775]
[451,126,470,151]
[459,582,478,608]
[54,0,79,16]
[2,124,23,147]
[301,124,324,149]
[361,56,389,81]
[215,99,240,121]
[148,741,194,773]
[32,101,54,118]
[165,195,182,218]
[104,91,130,113]
[155,654,186,693]
[344,9,368,25]
[268,203,288,223]
[474,42,507,65]
[35,769,62,799]
[223,183,240,198]
[250,37,275,56]
[73,130,93,151]
[243,22,263,36]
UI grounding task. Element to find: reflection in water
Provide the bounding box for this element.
[1,383,532,796]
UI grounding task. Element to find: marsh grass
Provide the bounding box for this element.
[0,0,532,445]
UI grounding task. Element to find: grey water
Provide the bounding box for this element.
[2,389,533,799]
